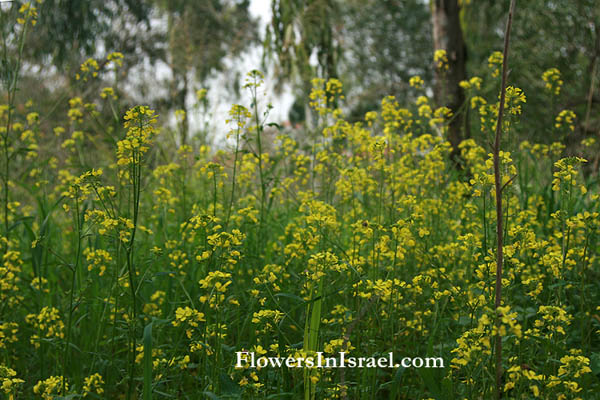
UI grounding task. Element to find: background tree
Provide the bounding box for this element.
[154,0,259,144]
[3,0,259,146]
[6,0,599,155]
[431,0,467,160]
[267,0,434,124]
[26,0,154,69]
[267,0,341,126]
[340,0,433,120]
[463,0,600,149]
[266,0,599,167]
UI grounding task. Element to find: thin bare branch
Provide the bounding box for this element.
[493,1,517,399]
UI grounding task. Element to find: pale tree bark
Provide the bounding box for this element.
[431,0,467,162]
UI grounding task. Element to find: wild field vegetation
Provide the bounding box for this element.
[0,1,599,400]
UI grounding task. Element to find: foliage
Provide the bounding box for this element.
[0,2,599,399]
[462,0,600,145]
[267,0,433,123]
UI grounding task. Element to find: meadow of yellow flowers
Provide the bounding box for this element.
[0,2,599,400]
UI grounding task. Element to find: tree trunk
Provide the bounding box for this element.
[431,0,467,162]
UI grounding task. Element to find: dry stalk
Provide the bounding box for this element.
[493,1,517,399]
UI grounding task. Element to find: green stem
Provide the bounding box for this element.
[63,194,82,395]
[252,85,267,239]
[1,14,29,246]
[126,146,142,400]
[225,127,240,230]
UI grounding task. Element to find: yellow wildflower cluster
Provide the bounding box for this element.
[504,86,526,115]
[430,106,453,128]
[542,67,563,95]
[555,109,576,132]
[25,306,65,348]
[252,309,284,334]
[0,247,24,308]
[0,322,18,349]
[503,349,591,398]
[107,51,124,67]
[559,351,592,378]
[85,210,147,240]
[243,69,265,89]
[100,87,118,100]
[434,49,449,70]
[451,312,493,369]
[494,305,522,338]
[117,106,158,166]
[305,251,344,282]
[226,104,252,130]
[83,373,104,397]
[173,306,205,340]
[143,290,166,316]
[552,157,587,194]
[67,97,84,123]
[409,75,424,89]
[33,376,67,400]
[0,365,24,395]
[152,355,190,381]
[59,168,102,203]
[199,271,233,308]
[17,1,41,26]
[488,51,503,77]
[84,247,112,276]
[196,88,208,101]
[76,58,100,81]
[324,338,354,354]
[526,305,572,339]
[459,76,482,90]
[173,306,205,328]
[309,77,344,116]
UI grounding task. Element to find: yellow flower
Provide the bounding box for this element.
[17,2,38,26]
[555,109,576,132]
[409,76,424,89]
[196,88,208,101]
[83,373,104,396]
[107,52,124,67]
[33,376,67,400]
[488,51,503,77]
[77,58,100,81]
[542,67,563,95]
[434,49,449,71]
[100,87,118,100]
[173,306,205,327]
[117,106,158,166]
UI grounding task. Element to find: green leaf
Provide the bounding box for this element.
[143,322,153,400]
[389,366,406,399]
[590,352,600,375]
[266,122,282,129]
[220,372,241,396]
[274,292,306,303]
[266,394,295,399]
[417,367,444,400]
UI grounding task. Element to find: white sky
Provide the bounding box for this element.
[249,0,273,26]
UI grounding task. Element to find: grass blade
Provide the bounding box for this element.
[143,322,153,400]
